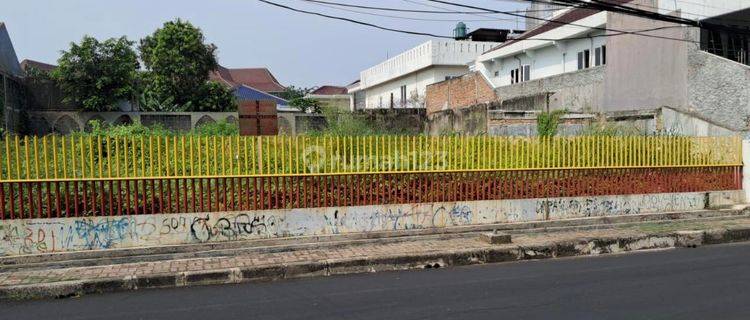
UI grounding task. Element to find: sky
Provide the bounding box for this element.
[2,0,528,88]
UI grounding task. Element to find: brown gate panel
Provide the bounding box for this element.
[238,100,278,136]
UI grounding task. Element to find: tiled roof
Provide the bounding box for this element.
[20,59,57,73]
[310,85,348,95]
[485,0,633,54]
[210,66,286,93]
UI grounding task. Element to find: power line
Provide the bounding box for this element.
[299,0,562,15]
[305,1,520,22]
[257,0,454,38]
[401,0,523,28]
[425,0,700,43]
[260,0,689,44]
[524,0,750,33]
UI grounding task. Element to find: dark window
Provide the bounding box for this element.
[578,50,591,70]
[400,85,407,106]
[510,69,516,84]
[601,45,606,65]
[523,65,531,81]
[577,52,584,70]
[595,47,601,66]
[390,93,394,108]
[584,49,590,68]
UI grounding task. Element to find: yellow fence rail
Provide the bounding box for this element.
[0,135,742,181]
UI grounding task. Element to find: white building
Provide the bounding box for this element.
[352,39,501,110]
[462,0,750,136]
[476,0,750,91]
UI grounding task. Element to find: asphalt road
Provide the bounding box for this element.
[4,242,750,320]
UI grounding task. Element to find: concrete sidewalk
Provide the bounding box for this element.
[3,212,750,300]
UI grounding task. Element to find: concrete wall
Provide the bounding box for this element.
[1,191,737,257]
[494,66,605,113]
[687,48,750,132]
[427,104,487,135]
[602,0,690,112]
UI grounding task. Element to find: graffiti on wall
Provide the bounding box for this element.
[0,192,712,257]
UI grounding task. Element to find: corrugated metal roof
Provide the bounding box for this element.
[0,23,23,77]
[234,85,289,106]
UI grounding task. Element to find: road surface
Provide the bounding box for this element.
[4,242,750,319]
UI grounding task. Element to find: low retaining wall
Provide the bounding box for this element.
[0,191,741,257]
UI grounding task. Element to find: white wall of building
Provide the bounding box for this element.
[476,0,750,90]
[477,32,606,88]
[476,12,608,88]
[358,39,499,109]
[655,0,750,20]
[363,65,468,109]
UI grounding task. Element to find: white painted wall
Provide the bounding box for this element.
[656,0,750,20]
[359,39,499,109]
[363,65,468,109]
[476,1,750,90]
[476,12,608,89]
[477,33,606,88]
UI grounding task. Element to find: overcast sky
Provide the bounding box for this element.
[2,0,528,88]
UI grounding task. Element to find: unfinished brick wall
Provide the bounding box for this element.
[425,72,497,115]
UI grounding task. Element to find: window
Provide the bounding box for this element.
[400,85,407,106]
[577,49,591,70]
[390,93,394,108]
[511,65,530,84]
[523,65,531,81]
[594,45,607,66]
[494,70,500,77]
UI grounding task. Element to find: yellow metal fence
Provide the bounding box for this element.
[0,135,742,181]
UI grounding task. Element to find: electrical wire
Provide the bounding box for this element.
[257,0,454,38]
[425,0,700,43]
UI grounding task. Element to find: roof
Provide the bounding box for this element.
[20,59,57,73]
[0,23,23,77]
[210,65,286,93]
[310,85,348,95]
[485,0,632,53]
[233,85,289,106]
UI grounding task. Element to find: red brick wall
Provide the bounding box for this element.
[425,72,497,115]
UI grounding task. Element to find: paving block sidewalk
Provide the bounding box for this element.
[3,217,750,300]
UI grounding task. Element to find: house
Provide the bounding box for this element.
[305,85,350,112]
[20,59,56,74]
[0,22,25,133]
[352,27,517,110]
[209,65,286,96]
[430,0,750,136]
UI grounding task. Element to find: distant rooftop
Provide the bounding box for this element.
[20,59,57,73]
[210,66,286,93]
[310,85,348,95]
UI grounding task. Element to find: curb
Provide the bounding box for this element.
[3,226,750,301]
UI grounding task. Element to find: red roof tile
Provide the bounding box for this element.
[210,65,286,93]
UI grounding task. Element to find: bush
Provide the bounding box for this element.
[192,120,238,136]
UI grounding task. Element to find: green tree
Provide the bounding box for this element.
[53,36,139,111]
[139,19,235,111]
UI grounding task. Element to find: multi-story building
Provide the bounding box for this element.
[430,0,750,136]
[350,28,519,110]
